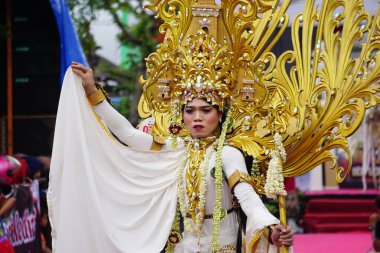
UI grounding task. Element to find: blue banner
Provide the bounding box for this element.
[49,0,88,84]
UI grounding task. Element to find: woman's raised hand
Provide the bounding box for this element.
[71,61,98,96]
[271,224,294,247]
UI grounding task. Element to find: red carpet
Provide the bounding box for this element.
[302,198,376,232]
[294,232,372,253]
[302,189,378,233]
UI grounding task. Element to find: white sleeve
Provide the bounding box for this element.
[234,183,279,229]
[92,100,153,150]
[221,146,247,178]
[222,146,279,231]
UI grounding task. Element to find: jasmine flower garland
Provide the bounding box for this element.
[274,132,287,162]
[264,151,287,199]
[177,153,189,225]
[195,144,214,236]
[264,133,287,199]
[211,109,232,252]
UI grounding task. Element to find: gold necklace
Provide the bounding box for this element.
[185,137,216,221]
[177,137,217,233]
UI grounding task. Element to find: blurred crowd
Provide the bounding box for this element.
[0,153,51,253]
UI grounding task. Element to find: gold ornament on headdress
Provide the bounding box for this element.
[139,0,380,251]
[173,30,234,109]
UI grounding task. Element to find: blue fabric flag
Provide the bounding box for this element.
[49,0,88,84]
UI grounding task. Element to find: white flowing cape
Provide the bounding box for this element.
[47,69,186,253]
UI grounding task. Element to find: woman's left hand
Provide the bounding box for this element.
[71,61,98,96]
[271,224,294,247]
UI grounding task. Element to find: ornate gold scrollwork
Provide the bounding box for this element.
[140,0,380,184]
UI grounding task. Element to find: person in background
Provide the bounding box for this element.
[0,182,16,253]
[374,219,380,252]
[40,207,52,253]
[0,155,22,185]
[14,154,44,181]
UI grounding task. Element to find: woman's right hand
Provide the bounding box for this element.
[71,61,98,96]
[271,224,293,247]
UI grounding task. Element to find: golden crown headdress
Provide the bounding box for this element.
[140,0,275,136]
[173,30,235,109]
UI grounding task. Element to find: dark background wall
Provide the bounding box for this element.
[0,0,61,155]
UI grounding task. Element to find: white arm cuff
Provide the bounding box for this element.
[235,182,279,235]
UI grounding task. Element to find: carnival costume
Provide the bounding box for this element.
[48,0,380,253]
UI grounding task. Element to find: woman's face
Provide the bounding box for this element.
[183,98,222,139]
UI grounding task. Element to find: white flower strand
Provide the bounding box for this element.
[177,155,188,226]
[274,132,287,162]
[264,132,287,199]
[264,151,287,199]
[211,109,231,252]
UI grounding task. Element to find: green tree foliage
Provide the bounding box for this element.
[67,0,160,124]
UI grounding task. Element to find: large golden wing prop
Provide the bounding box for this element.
[231,0,380,182]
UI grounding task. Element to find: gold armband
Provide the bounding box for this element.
[150,141,163,151]
[228,170,252,192]
[87,89,106,106]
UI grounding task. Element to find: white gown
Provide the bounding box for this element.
[48,68,293,253]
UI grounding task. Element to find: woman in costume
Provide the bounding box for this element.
[49,0,380,252]
[70,60,293,253]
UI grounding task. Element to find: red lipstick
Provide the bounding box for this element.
[193,125,204,130]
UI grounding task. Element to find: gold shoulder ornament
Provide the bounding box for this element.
[138,0,380,251]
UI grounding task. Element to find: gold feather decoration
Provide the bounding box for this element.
[260,0,380,182]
